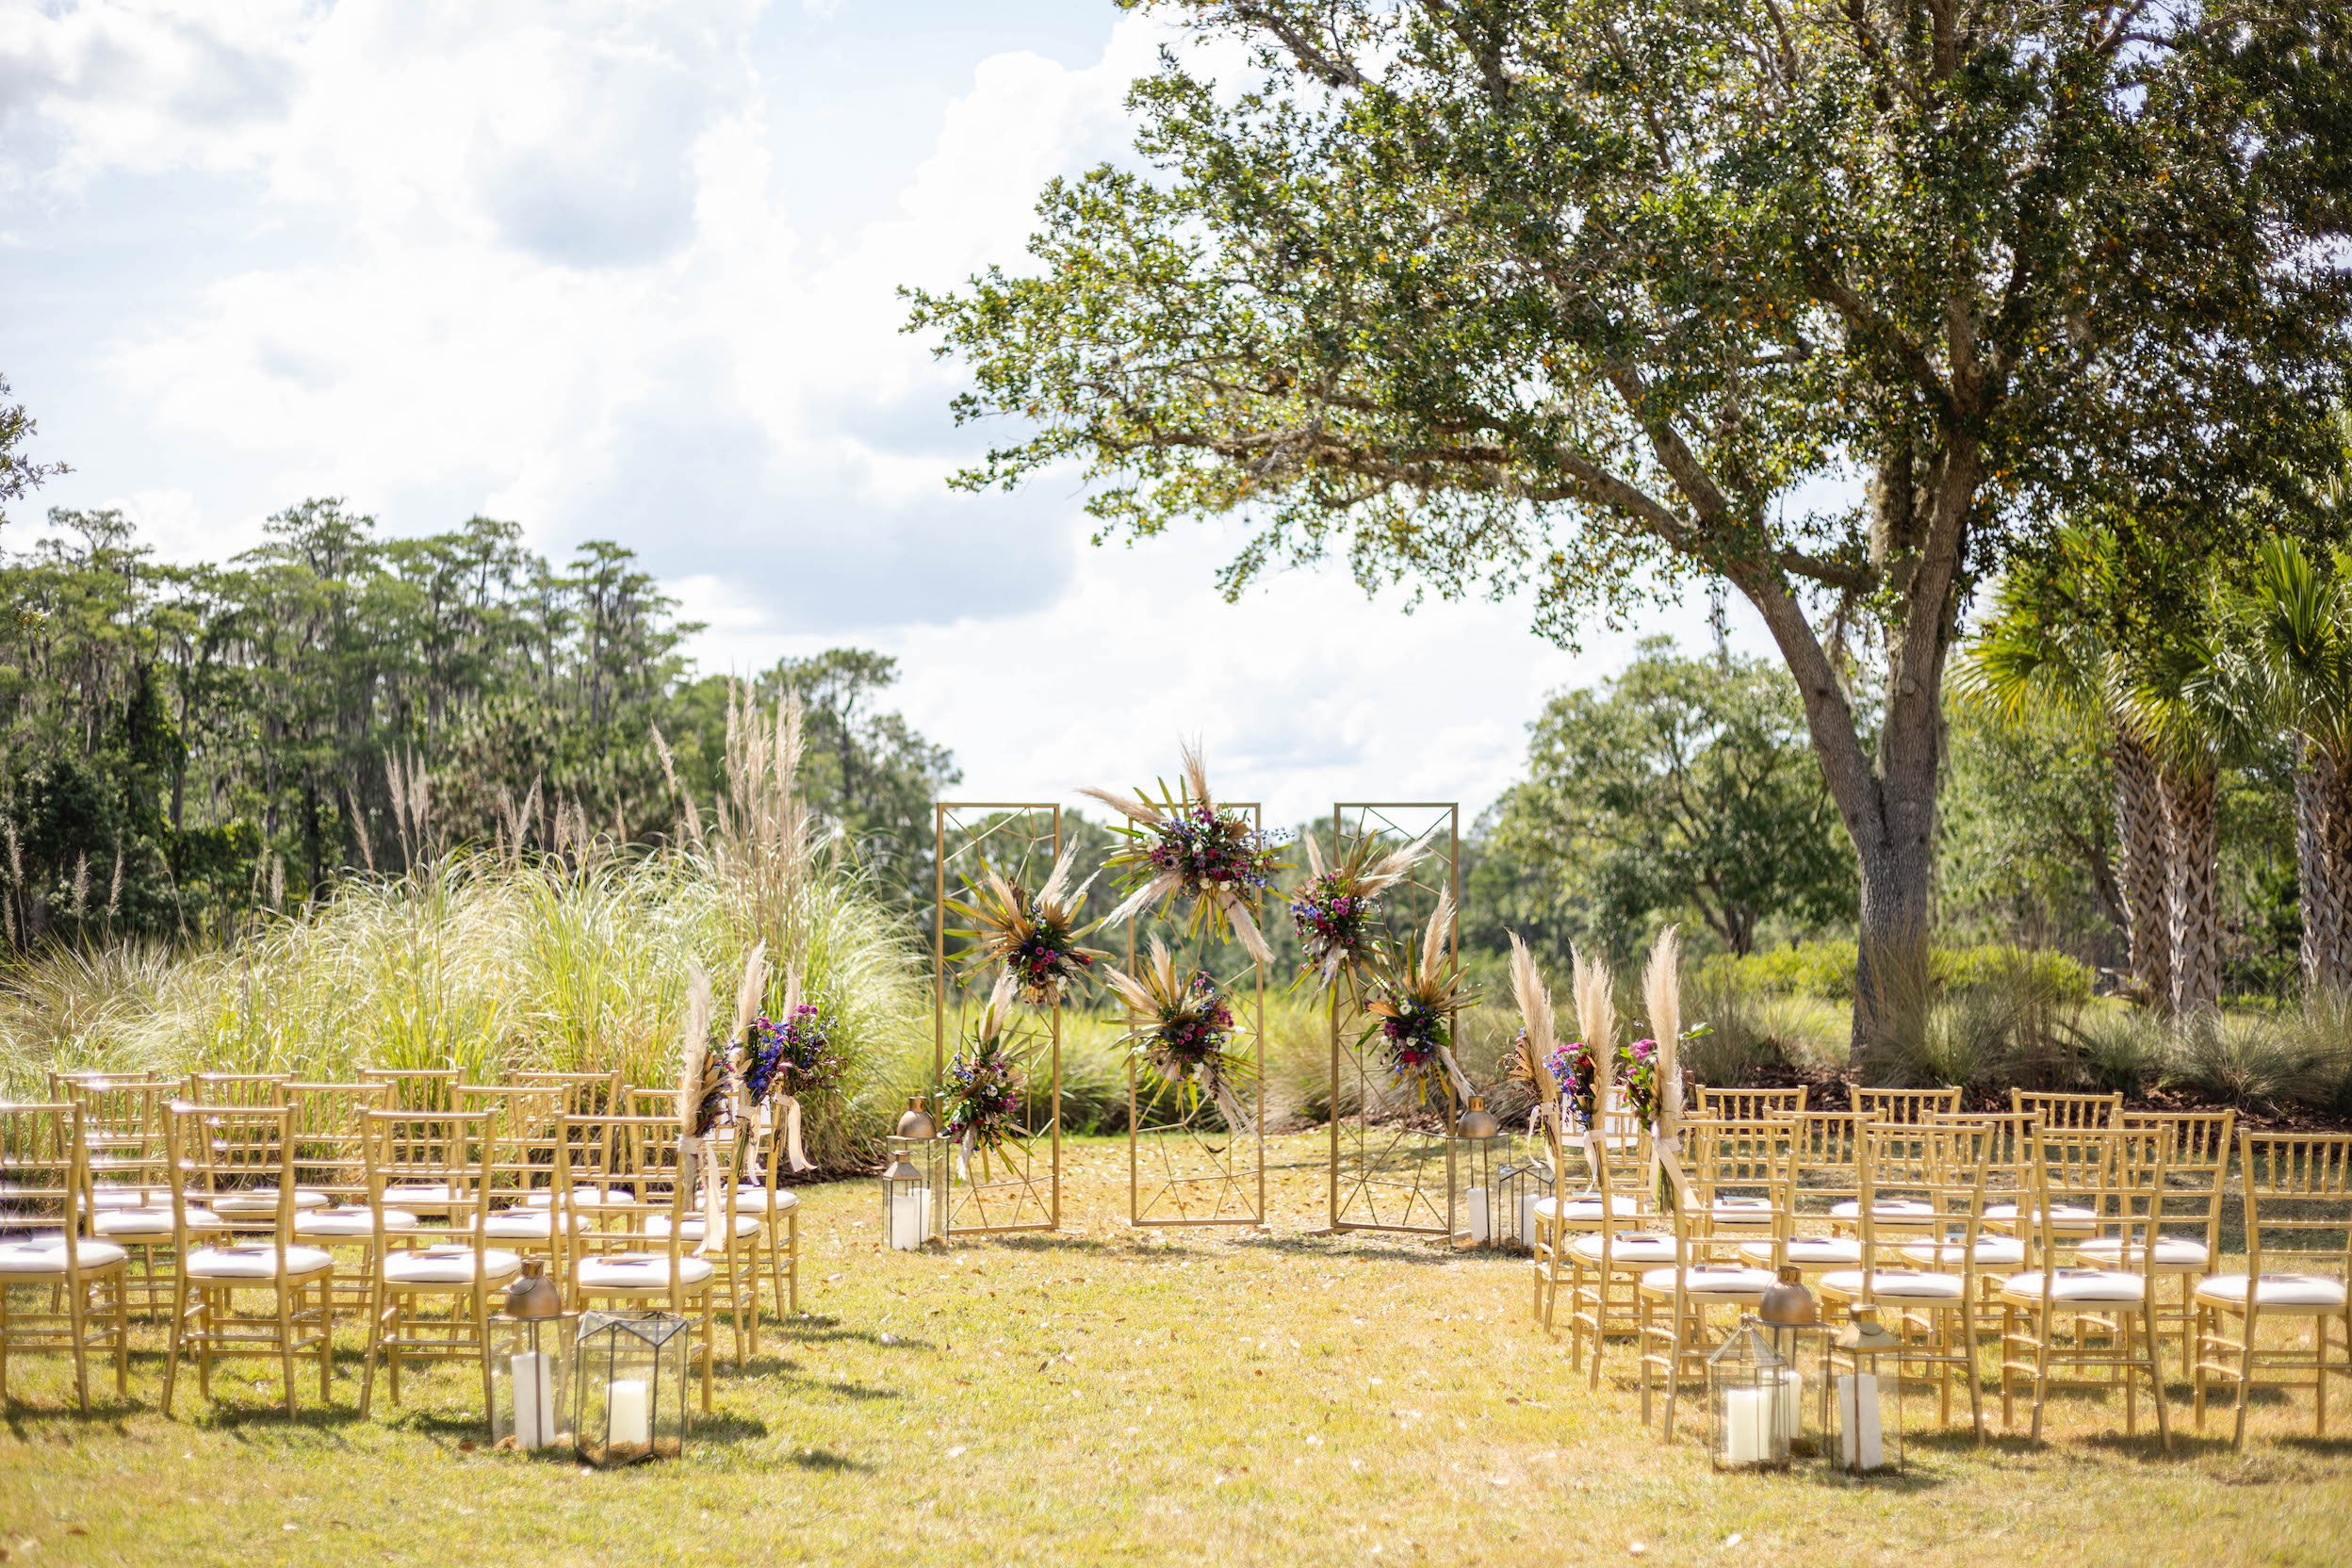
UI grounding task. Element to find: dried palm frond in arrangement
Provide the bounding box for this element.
[677,965,726,1138]
[939,975,1028,1174]
[944,842,1106,1005]
[1287,825,1438,992]
[1359,891,1478,1107]
[1081,742,1286,964]
[1104,936,1257,1132]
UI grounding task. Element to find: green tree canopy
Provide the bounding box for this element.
[909,1,2352,1053]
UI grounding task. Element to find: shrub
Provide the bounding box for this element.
[1709,940,2093,1004]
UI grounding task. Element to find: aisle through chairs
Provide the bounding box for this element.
[0,1102,132,1410]
[2194,1131,2352,1447]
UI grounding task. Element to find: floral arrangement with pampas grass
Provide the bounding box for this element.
[1642,924,1692,1210]
[939,976,1029,1168]
[1288,826,1436,992]
[1082,743,1286,963]
[1360,891,1478,1106]
[1105,935,1255,1128]
[945,843,1104,1005]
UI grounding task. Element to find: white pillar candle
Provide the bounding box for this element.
[511,1350,553,1448]
[1517,1192,1542,1247]
[608,1379,651,1449]
[918,1188,934,1245]
[1771,1365,1803,1443]
[1721,1385,1772,1466]
[1838,1373,1884,1470]
[890,1189,921,1251]
[1466,1187,1491,1244]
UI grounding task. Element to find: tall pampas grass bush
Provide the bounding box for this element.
[2,693,928,1170]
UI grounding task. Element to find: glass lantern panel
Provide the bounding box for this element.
[574,1310,691,1466]
[491,1315,576,1451]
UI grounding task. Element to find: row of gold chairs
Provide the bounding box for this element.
[1,1067,805,1419]
[1527,1079,2352,1451]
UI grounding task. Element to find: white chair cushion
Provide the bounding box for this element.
[1535,1194,1642,1221]
[732,1185,800,1214]
[2194,1273,2348,1310]
[185,1244,335,1281]
[1569,1233,1678,1266]
[0,1238,128,1274]
[90,1186,156,1211]
[94,1205,223,1237]
[1896,1237,2026,1268]
[1820,1268,1967,1301]
[381,1184,460,1208]
[1984,1202,2099,1233]
[2073,1236,2210,1271]
[382,1247,523,1286]
[479,1209,589,1239]
[1829,1200,1935,1221]
[207,1188,330,1215]
[1999,1269,2148,1305]
[1639,1265,1774,1298]
[648,1214,762,1243]
[577,1252,716,1292]
[294,1207,417,1238]
[1758,1236,1863,1266]
[1707,1197,1777,1226]
[523,1187,618,1210]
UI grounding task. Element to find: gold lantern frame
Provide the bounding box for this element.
[933,803,1065,1236]
[1122,804,1268,1228]
[1313,802,1462,1240]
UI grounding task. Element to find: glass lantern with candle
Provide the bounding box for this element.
[1493,1135,1555,1252]
[1756,1266,1826,1459]
[572,1310,691,1466]
[1454,1096,1500,1245]
[1831,1304,1906,1476]
[1707,1319,1797,1471]
[489,1291,576,1451]
[882,1096,945,1250]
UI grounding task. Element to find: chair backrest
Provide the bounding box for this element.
[558,1113,740,1309]
[1852,1086,1961,1124]
[2012,1088,2122,1130]
[62,1079,172,1209]
[1788,1111,1869,1223]
[1853,1119,1991,1298]
[458,1084,567,1209]
[1693,1086,1807,1121]
[2026,1125,2166,1278]
[364,1109,495,1262]
[2237,1133,2352,1287]
[1935,1111,2037,1216]
[514,1070,625,1117]
[47,1068,159,1099]
[0,1102,95,1266]
[183,1071,290,1107]
[1689,1116,1794,1255]
[2122,1109,2234,1250]
[167,1102,302,1253]
[356,1068,460,1113]
[281,1082,389,1208]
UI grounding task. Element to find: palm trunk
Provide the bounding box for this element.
[2114,728,2170,1008]
[2311,744,2352,996]
[2162,762,2221,1016]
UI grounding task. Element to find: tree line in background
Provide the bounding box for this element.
[0,503,959,948]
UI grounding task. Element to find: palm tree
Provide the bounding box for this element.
[2223,535,2352,996]
[1956,531,2170,1006]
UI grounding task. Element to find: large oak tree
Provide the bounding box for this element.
[909,2,2352,1055]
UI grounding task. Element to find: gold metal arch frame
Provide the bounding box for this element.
[1125,804,1268,1230]
[933,803,1063,1236]
[1315,802,1462,1239]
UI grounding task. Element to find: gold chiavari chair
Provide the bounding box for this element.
[2194,1132,2352,1447]
[1997,1125,2171,1450]
[515,1071,627,1212]
[561,1113,731,1411]
[1530,1064,1650,1331]
[514,1069,624,1115]
[647,1121,762,1362]
[1821,1120,1994,1435]
[182,1070,292,1108]
[1910,1112,2033,1297]
[162,1103,335,1416]
[66,1080,203,1315]
[360,1110,516,1418]
[1852,1086,1962,1124]
[282,1082,399,1335]
[2107,1109,2233,1379]
[739,1106,802,1319]
[2012,1088,2122,1130]
[0,1102,131,1409]
[1633,1119,1787,1436]
[357,1067,460,1114]
[46,1068,160,1100]
[1693,1086,1807,1121]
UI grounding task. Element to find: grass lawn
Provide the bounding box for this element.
[4,1133,2349,1566]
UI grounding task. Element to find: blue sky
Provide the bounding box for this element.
[0,0,1758,825]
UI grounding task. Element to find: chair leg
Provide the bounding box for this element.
[68,1268,91,1414]
[361,1277,385,1416]
[2030,1298,2052,1443]
[161,1273,188,1418]
[111,1272,130,1397]
[317,1280,334,1407]
[2233,1303,2257,1451]
[278,1282,300,1417]
[699,1298,715,1413]
[2146,1304,2171,1455]
[786,1208,799,1315]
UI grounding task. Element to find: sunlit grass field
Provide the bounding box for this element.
[4,1133,2349,1568]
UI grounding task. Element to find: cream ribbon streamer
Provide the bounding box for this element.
[778,1095,815,1174]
